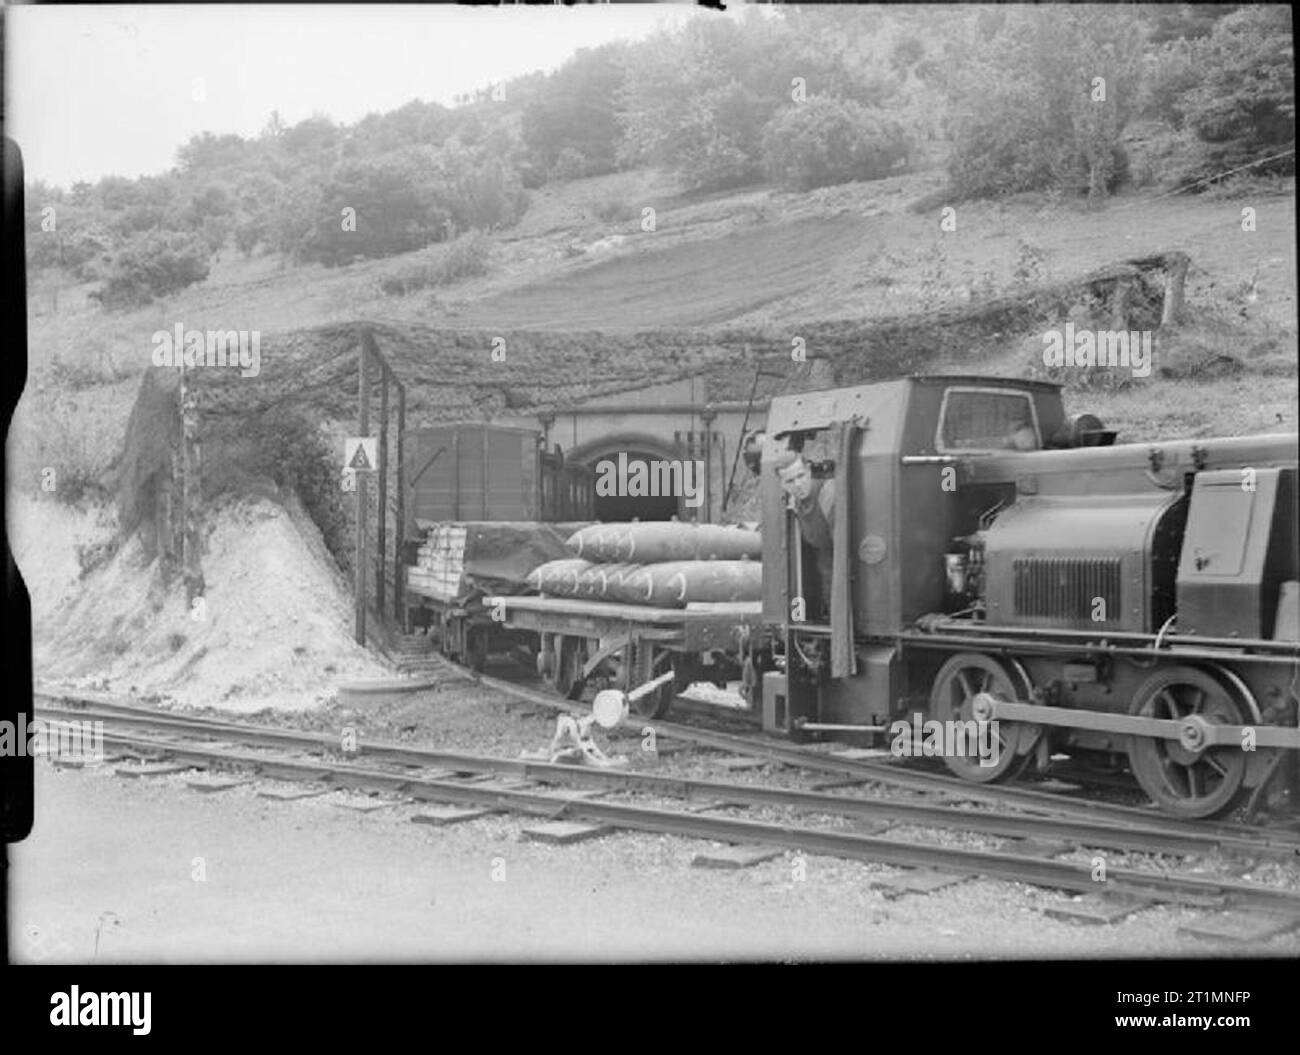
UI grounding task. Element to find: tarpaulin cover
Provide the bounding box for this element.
[408,522,577,604]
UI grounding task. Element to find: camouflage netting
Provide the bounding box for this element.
[112,253,1183,572]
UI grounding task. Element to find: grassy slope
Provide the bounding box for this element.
[13,168,1298,492]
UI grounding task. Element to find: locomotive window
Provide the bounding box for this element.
[937,389,1040,452]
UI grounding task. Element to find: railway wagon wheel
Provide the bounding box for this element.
[547,636,587,701]
[464,626,487,673]
[438,616,460,664]
[624,640,677,721]
[1126,665,1252,819]
[928,653,1032,783]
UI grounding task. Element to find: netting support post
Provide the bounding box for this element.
[355,335,370,646]
[179,359,205,607]
[377,359,389,620]
[394,383,406,627]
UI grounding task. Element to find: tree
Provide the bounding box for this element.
[176,132,251,173]
[617,26,770,190]
[762,96,909,190]
[1182,7,1295,178]
[521,43,629,179]
[295,152,447,265]
[281,115,340,158]
[943,7,1144,202]
[1054,8,1148,206]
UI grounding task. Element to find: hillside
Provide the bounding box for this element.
[17,167,1299,460]
[11,165,1297,712]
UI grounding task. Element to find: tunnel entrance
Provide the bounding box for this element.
[587,449,685,522]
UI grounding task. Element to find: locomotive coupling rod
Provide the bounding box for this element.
[973,693,1300,750]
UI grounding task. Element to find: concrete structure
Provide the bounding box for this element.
[498,375,773,524]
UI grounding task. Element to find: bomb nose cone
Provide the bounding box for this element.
[592,689,628,729]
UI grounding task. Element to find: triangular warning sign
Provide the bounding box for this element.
[348,444,372,471]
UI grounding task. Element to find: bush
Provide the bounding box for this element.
[92,230,210,309]
[432,147,530,233]
[207,412,350,567]
[295,155,448,266]
[592,195,626,223]
[1176,8,1295,188]
[44,396,112,504]
[946,81,1062,199]
[550,147,595,183]
[762,97,909,191]
[377,232,492,295]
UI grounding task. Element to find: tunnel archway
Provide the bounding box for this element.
[568,433,689,522]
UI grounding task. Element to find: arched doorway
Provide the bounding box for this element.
[568,434,690,522]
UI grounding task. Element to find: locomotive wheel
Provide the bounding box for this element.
[928,653,1032,783]
[1126,666,1251,819]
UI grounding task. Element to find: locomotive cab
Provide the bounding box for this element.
[758,377,1069,737]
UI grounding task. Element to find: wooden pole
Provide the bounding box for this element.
[1111,274,1132,330]
[377,364,389,618]
[394,383,406,626]
[355,337,369,645]
[1161,252,1190,327]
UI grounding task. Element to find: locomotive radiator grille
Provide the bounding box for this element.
[1012,557,1122,622]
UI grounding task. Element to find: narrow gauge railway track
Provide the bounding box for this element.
[45,720,1300,920]
[448,667,1300,844]
[37,684,1300,852]
[39,701,1295,861]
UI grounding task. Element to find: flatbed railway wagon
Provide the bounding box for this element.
[487,594,762,719]
[747,375,1300,819]
[402,423,594,669]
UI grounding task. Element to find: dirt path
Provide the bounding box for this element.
[444,214,875,330]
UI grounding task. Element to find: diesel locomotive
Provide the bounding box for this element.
[750,375,1300,819]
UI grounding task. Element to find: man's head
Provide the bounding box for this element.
[774,449,814,502]
[1004,417,1038,451]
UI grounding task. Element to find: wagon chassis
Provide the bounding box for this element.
[488,595,761,719]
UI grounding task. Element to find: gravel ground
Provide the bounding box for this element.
[13,746,1300,962]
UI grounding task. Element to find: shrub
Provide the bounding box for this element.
[377,232,492,295]
[44,396,112,504]
[550,148,595,183]
[432,145,530,234]
[761,97,910,191]
[1181,8,1294,175]
[207,412,350,567]
[592,195,626,223]
[92,230,210,309]
[295,156,448,266]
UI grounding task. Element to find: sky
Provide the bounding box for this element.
[5,3,714,188]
